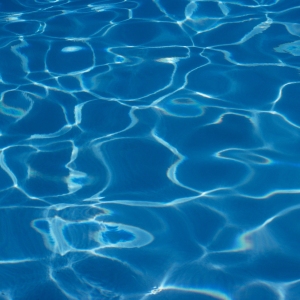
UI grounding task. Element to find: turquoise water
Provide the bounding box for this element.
[0,0,300,299]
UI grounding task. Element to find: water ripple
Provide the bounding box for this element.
[0,0,300,299]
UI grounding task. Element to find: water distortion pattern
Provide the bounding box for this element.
[0,0,300,299]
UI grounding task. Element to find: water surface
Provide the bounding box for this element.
[0,0,300,299]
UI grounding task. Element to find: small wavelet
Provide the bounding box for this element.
[158,97,204,118]
[4,20,42,35]
[274,40,300,56]
[61,46,84,53]
[185,2,198,19]
[218,2,230,16]
[32,216,153,255]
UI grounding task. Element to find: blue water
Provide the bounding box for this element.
[0,0,300,299]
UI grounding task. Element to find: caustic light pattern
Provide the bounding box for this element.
[0,0,300,299]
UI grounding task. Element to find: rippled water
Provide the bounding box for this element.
[0,0,300,299]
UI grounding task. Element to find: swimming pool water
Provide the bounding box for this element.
[0,0,300,299]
